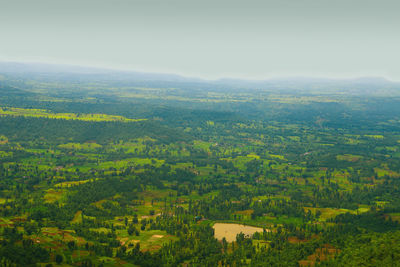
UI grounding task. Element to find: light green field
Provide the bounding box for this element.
[115,229,177,252]
[0,107,145,122]
[58,142,102,150]
[336,154,363,162]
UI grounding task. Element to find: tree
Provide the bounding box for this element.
[128,225,136,236]
[55,254,63,264]
[132,214,138,224]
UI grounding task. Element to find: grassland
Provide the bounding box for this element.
[0,107,144,122]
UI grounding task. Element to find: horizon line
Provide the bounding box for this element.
[0,60,398,83]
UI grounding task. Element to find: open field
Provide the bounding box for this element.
[213,223,265,242]
[0,107,145,122]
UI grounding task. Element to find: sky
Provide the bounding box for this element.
[0,0,399,80]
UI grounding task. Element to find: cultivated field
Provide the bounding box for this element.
[213,223,264,242]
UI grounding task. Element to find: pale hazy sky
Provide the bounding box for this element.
[0,0,399,80]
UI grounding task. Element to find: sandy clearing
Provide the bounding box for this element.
[213,223,265,242]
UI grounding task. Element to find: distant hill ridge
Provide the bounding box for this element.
[0,61,399,95]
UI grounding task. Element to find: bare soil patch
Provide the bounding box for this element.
[213,223,265,242]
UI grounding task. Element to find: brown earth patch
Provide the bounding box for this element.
[234,209,254,216]
[299,244,340,266]
[288,236,308,244]
[213,223,266,242]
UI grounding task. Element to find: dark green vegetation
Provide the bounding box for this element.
[1,67,400,266]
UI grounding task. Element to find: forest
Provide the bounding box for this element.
[1,71,400,266]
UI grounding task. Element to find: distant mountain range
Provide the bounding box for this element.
[1,61,399,96]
